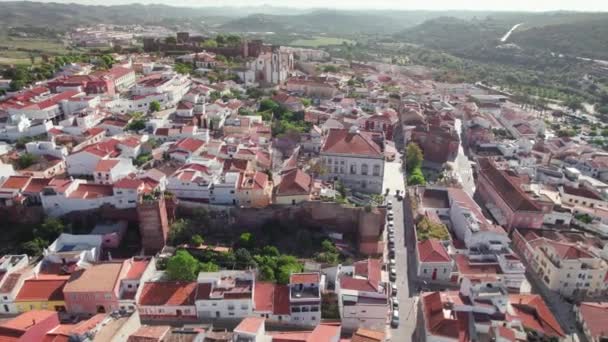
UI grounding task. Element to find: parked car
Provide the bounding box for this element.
[388,240,395,249]
[389,250,395,258]
[391,310,400,328]
[392,298,399,310]
[391,283,398,295]
[389,267,397,281]
[387,213,394,221]
[388,227,395,234]
[389,258,396,267]
[387,201,393,210]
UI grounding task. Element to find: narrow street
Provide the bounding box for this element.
[453,119,475,196]
[383,155,418,341]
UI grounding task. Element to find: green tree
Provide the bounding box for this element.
[149,100,161,112]
[166,250,199,281]
[168,219,192,245]
[565,98,583,112]
[277,263,302,284]
[199,261,220,272]
[20,237,48,256]
[259,99,279,113]
[408,167,426,186]
[191,234,204,246]
[126,119,145,132]
[405,143,424,172]
[235,248,256,268]
[17,153,38,169]
[239,232,254,249]
[301,98,312,107]
[202,39,218,48]
[174,63,193,75]
[262,245,280,257]
[259,265,276,281]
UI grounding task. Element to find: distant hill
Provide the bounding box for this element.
[395,12,608,60]
[0,2,235,29]
[510,18,608,60]
[219,10,414,35]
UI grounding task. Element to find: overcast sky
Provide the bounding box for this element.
[4,0,608,11]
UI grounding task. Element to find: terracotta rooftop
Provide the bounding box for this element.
[64,262,124,293]
[277,169,312,196]
[15,278,67,301]
[562,185,604,200]
[234,317,264,335]
[290,273,320,285]
[138,282,197,306]
[418,239,451,263]
[509,294,565,338]
[321,128,383,157]
[578,302,608,338]
[127,325,170,342]
[94,159,120,172]
[351,328,385,342]
[254,282,290,315]
[477,158,541,212]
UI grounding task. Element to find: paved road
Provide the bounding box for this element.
[383,156,417,341]
[453,119,475,196]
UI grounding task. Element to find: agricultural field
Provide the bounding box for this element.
[0,35,72,65]
[289,36,354,47]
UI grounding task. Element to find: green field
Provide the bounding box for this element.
[289,36,354,47]
[0,36,71,65]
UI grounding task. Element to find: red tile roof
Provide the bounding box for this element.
[114,177,144,190]
[125,259,150,279]
[235,317,264,334]
[171,138,205,153]
[138,282,197,306]
[15,278,67,301]
[351,328,385,342]
[1,176,31,190]
[290,273,320,285]
[277,169,312,196]
[421,292,460,339]
[0,310,58,340]
[321,129,382,157]
[418,239,451,263]
[64,262,123,293]
[306,324,340,342]
[127,325,170,342]
[509,294,565,338]
[578,302,608,338]
[95,159,120,172]
[478,158,541,212]
[254,282,290,315]
[529,238,595,260]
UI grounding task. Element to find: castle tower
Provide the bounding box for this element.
[137,195,170,254]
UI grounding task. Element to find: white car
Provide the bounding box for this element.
[391,283,398,295]
[392,298,399,310]
[391,310,400,328]
[389,258,396,267]
[387,201,393,210]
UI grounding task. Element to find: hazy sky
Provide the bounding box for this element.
[4,0,608,11]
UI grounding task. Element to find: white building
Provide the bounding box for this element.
[0,255,30,314]
[195,271,254,319]
[93,158,135,185]
[320,127,385,194]
[336,259,388,332]
[25,141,68,160]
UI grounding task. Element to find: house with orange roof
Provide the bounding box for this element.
[320,127,385,194]
[575,302,608,342]
[93,158,135,185]
[195,270,254,320]
[14,277,68,313]
[63,262,128,315]
[275,168,314,205]
[137,281,198,320]
[336,259,388,331]
[236,171,272,208]
[0,310,59,341]
[416,239,454,282]
[118,257,155,313]
[419,278,565,342]
[512,229,608,299]
[0,255,31,314]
